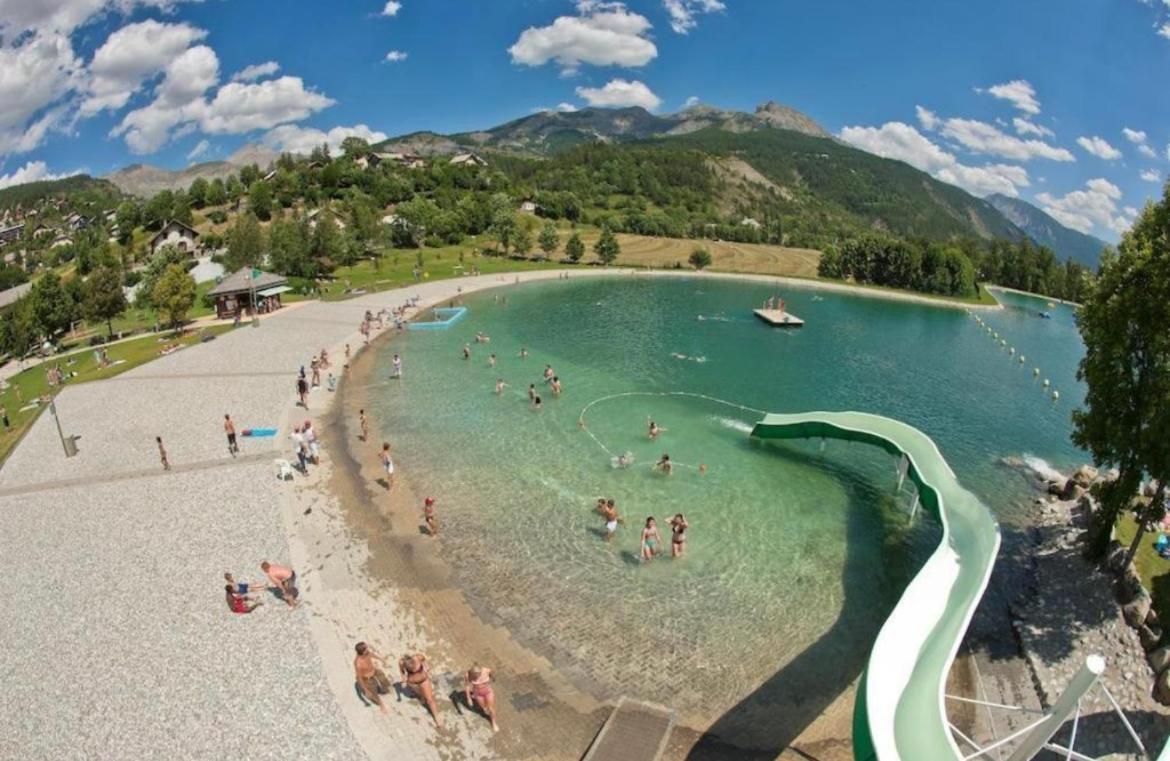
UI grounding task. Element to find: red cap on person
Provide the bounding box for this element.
[424,497,435,506]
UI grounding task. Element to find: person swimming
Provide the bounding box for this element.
[495,378,507,395]
[641,517,661,561]
[551,376,562,395]
[528,383,536,401]
[669,513,688,558]
[532,394,543,410]
[610,451,634,469]
[602,500,621,541]
[488,353,496,367]
[475,331,490,343]
[656,453,672,475]
[519,348,529,359]
[648,420,665,440]
[462,344,471,360]
[542,365,554,383]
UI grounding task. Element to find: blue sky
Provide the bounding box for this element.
[1,0,1167,242]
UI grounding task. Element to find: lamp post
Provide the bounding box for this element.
[49,398,77,457]
[250,266,260,328]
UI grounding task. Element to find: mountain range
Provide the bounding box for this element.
[92,101,1104,265]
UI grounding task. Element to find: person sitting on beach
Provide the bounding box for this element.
[641,517,662,561]
[354,642,392,713]
[225,584,262,614]
[423,497,438,536]
[463,665,499,732]
[399,653,442,727]
[656,454,673,475]
[550,376,562,396]
[495,379,507,395]
[602,500,622,541]
[260,561,299,608]
[669,514,689,558]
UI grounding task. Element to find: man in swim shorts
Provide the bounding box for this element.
[354,642,391,713]
[260,561,299,608]
[602,499,620,541]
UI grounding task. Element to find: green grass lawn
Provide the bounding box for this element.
[0,323,236,466]
[1116,514,1170,631]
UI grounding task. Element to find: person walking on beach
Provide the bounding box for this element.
[464,665,500,732]
[399,653,442,727]
[1,405,9,433]
[423,497,437,536]
[359,409,369,442]
[260,561,299,608]
[290,426,309,472]
[354,642,392,713]
[669,514,689,558]
[296,374,309,408]
[303,420,320,464]
[379,443,394,490]
[224,414,238,456]
[641,517,662,561]
[156,436,170,471]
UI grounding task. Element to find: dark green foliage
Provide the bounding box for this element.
[565,232,585,263]
[819,236,976,297]
[30,272,77,337]
[0,175,120,210]
[974,239,1091,302]
[689,247,712,270]
[248,181,274,221]
[83,266,127,336]
[594,226,620,265]
[226,213,264,271]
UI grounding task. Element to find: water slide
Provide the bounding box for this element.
[750,411,1002,761]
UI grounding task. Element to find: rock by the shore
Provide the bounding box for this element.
[1150,646,1170,674]
[1140,625,1162,652]
[1072,464,1098,488]
[1156,670,1170,707]
[1125,595,1153,629]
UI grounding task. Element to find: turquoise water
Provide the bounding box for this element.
[365,276,1085,733]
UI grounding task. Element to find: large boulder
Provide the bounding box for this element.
[1124,594,1153,629]
[1061,480,1086,501]
[1140,624,1163,652]
[1105,540,1127,572]
[1072,465,1098,488]
[1156,670,1170,706]
[1150,646,1170,674]
[1048,479,1068,496]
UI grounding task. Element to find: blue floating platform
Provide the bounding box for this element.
[409,306,468,330]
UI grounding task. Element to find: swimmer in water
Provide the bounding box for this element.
[532,394,543,411]
[551,376,562,396]
[648,420,665,440]
[528,384,536,401]
[519,348,529,360]
[611,451,633,469]
[423,497,438,536]
[656,453,672,475]
[488,353,496,367]
[462,344,471,360]
[542,365,554,383]
[602,500,621,541]
[669,514,688,558]
[641,517,661,561]
[595,498,607,515]
[495,378,507,395]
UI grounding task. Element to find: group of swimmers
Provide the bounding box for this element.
[593,500,687,559]
[466,338,561,410]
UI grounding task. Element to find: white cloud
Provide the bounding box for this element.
[1012,117,1053,138]
[1138,144,1157,159]
[231,61,279,82]
[940,118,1075,161]
[575,78,661,110]
[1122,127,1147,144]
[0,32,81,155]
[662,0,725,34]
[508,2,657,75]
[1037,177,1131,235]
[915,105,939,131]
[384,50,408,62]
[0,160,75,189]
[186,138,210,161]
[839,121,1030,197]
[0,0,205,36]
[81,20,205,115]
[1159,22,1170,39]
[200,77,334,135]
[381,1,401,16]
[1141,169,1160,182]
[683,95,700,108]
[1076,135,1122,160]
[984,79,1040,114]
[533,103,579,113]
[262,123,388,155]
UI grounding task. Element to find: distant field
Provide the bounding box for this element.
[567,230,822,278]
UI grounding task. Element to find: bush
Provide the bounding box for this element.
[688,247,712,270]
[207,209,228,224]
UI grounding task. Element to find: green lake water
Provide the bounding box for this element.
[364,276,1085,734]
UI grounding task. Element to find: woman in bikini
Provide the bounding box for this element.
[669,514,689,558]
[463,665,500,732]
[398,653,442,726]
[641,517,661,561]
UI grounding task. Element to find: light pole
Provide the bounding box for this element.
[49,398,78,457]
[250,266,260,328]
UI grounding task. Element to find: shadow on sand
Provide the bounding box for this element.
[684,442,939,760]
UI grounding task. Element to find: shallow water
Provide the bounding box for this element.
[366,276,1085,737]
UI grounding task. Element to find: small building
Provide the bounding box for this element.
[32,224,52,239]
[0,223,24,245]
[519,200,537,214]
[261,170,277,182]
[740,217,762,229]
[66,212,89,231]
[206,268,291,319]
[50,235,73,249]
[149,220,200,256]
[449,152,487,167]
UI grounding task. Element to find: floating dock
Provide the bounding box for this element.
[753,309,804,327]
[581,697,674,761]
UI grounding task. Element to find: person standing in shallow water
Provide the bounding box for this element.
[464,665,500,732]
[669,514,688,558]
[423,497,437,535]
[379,443,394,490]
[359,409,369,442]
[224,414,238,456]
[641,517,661,561]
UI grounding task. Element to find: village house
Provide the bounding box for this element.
[149,220,200,256]
[66,212,89,231]
[449,152,487,167]
[50,235,73,249]
[740,217,762,229]
[519,200,537,214]
[205,268,290,319]
[0,223,24,246]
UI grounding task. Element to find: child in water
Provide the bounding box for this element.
[423,497,438,536]
[669,514,688,558]
[495,378,507,395]
[641,517,662,561]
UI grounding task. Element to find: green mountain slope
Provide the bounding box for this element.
[0,175,121,210]
[985,193,1107,268]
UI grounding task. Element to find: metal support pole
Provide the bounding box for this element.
[1004,656,1104,761]
[908,492,920,522]
[896,454,909,491]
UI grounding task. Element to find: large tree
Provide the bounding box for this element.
[83,266,127,337]
[594,226,620,265]
[1073,193,1170,562]
[248,180,274,221]
[226,212,265,271]
[29,272,76,339]
[538,221,559,260]
[152,264,196,331]
[564,232,585,263]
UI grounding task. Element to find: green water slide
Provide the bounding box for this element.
[751,411,1002,761]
